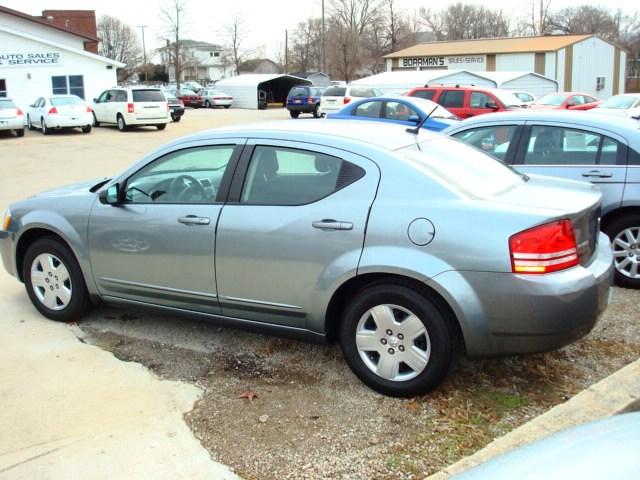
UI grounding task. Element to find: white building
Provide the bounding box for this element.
[0,6,122,110]
[159,40,235,83]
[385,35,626,99]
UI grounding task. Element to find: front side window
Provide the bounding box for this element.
[385,101,418,121]
[470,92,492,109]
[439,90,464,108]
[241,146,364,205]
[125,146,235,204]
[524,126,618,166]
[452,125,518,161]
[353,101,382,118]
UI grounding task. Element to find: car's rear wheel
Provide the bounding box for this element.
[15,128,24,137]
[117,114,127,132]
[289,110,300,119]
[171,114,181,122]
[27,115,34,130]
[339,283,454,397]
[313,104,321,118]
[605,214,640,289]
[82,125,91,134]
[41,119,49,135]
[156,123,167,130]
[205,100,211,108]
[23,237,91,322]
[224,105,230,109]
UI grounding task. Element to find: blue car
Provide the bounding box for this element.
[327,96,459,132]
[286,85,325,119]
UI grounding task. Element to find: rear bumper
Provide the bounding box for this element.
[47,114,93,128]
[0,117,24,130]
[123,113,170,125]
[211,99,233,106]
[287,104,316,113]
[429,232,614,358]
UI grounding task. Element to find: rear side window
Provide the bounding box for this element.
[439,90,464,108]
[132,90,166,102]
[411,90,436,100]
[353,101,382,118]
[0,98,16,109]
[289,87,308,97]
[323,87,346,96]
[114,90,128,102]
[241,146,364,205]
[452,125,519,161]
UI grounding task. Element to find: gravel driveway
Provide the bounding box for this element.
[78,286,640,479]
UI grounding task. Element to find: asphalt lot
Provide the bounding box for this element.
[1,107,639,479]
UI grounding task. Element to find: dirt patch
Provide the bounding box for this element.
[79,287,640,479]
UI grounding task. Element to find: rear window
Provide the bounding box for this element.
[535,94,565,106]
[132,90,166,102]
[51,96,83,106]
[323,87,347,97]
[289,87,309,97]
[0,99,16,109]
[411,90,436,101]
[349,87,380,98]
[311,88,325,96]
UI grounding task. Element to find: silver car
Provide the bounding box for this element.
[0,121,612,397]
[444,111,640,289]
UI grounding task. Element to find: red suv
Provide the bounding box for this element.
[407,86,526,119]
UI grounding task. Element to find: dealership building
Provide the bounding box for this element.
[0,6,122,110]
[385,35,626,99]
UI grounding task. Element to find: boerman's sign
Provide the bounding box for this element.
[401,55,485,68]
[0,52,62,67]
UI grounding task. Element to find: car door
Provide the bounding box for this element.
[112,89,128,121]
[513,122,627,213]
[468,91,497,117]
[29,98,44,126]
[88,141,243,313]
[215,140,380,328]
[438,90,467,118]
[93,90,112,122]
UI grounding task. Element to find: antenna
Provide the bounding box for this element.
[406,105,439,135]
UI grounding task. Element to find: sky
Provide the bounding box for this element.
[3,0,639,60]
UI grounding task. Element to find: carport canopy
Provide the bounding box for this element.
[215,74,312,109]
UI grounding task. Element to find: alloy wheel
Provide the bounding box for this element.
[30,253,72,311]
[612,226,640,279]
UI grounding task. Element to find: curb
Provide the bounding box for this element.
[426,358,640,479]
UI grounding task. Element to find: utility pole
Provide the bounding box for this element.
[322,0,326,73]
[285,29,288,74]
[138,24,149,82]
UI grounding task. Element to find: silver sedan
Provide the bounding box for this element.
[0,121,612,396]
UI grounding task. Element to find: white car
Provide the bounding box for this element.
[199,89,233,108]
[92,87,169,132]
[0,98,24,137]
[319,85,382,116]
[27,95,92,134]
[592,93,640,119]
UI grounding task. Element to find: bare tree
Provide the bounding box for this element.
[549,5,619,40]
[97,15,141,78]
[160,0,188,88]
[289,19,323,72]
[224,13,248,75]
[420,3,510,41]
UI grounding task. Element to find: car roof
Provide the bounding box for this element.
[173,120,435,151]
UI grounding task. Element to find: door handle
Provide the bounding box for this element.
[582,170,613,178]
[178,215,210,226]
[312,219,353,231]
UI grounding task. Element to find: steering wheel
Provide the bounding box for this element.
[168,175,207,202]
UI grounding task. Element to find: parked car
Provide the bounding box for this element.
[407,86,527,119]
[26,95,92,134]
[199,89,233,109]
[326,96,458,132]
[0,98,24,137]
[0,121,612,397]
[451,412,640,480]
[530,92,602,111]
[92,87,169,131]
[319,85,382,116]
[175,89,203,108]
[511,90,536,105]
[591,93,640,119]
[444,110,640,288]
[164,92,185,122]
[286,85,325,118]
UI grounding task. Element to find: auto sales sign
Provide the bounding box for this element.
[0,52,62,67]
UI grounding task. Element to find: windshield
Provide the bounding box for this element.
[493,90,526,107]
[535,94,566,106]
[396,137,524,199]
[323,86,347,96]
[51,96,83,106]
[598,95,638,110]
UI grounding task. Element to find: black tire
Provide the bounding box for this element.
[339,283,454,397]
[16,129,25,137]
[92,112,100,127]
[27,115,34,130]
[117,114,127,132]
[171,114,181,122]
[604,214,640,289]
[224,105,230,109]
[156,123,167,130]
[313,104,321,118]
[289,110,300,119]
[23,236,91,322]
[41,119,49,135]
[82,125,92,134]
[204,100,211,108]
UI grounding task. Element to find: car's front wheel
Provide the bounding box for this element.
[23,237,91,322]
[605,214,640,289]
[117,114,127,132]
[27,115,34,130]
[313,104,321,118]
[156,123,167,130]
[339,283,454,397]
[204,100,211,108]
[92,112,100,127]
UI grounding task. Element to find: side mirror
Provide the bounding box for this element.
[485,101,499,110]
[99,184,121,205]
[408,115,420,124]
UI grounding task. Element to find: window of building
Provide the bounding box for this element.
[0,79,6,97]
[51,76,67,95]
[51,75,85,99]
[214,52,220,57]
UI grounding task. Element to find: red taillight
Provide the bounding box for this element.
[48,107,58,114]
[307,97,314,104]
[343,97,351,104]
[127,103,134,114]
[509,220,579,274]
[86,106,92,113]
[16,108,23,116]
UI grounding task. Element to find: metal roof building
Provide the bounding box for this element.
[384,35,626,99]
